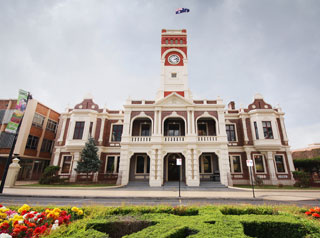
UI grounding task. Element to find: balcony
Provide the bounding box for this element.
[163,136,185,142]
[197,136,217,142]
[131,136,151,142]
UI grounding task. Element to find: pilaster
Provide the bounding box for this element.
[70,152,80,182]
[149,149,162,187]
[266,151,277,185]
[218,147,231,186]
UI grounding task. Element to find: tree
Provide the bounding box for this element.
[75,137,101,182]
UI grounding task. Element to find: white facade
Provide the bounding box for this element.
[52,29,295,187]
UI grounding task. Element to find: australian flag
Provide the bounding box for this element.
[176,8,190,14]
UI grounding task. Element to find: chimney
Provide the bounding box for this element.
[228,101,235,110]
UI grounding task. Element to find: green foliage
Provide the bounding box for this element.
[294,157,320,173]
[39,165,60,184]
[293,171,312,187]
[43,205,320,238]
[75,137,101,181]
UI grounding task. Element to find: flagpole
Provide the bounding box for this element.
[0,93,32,194]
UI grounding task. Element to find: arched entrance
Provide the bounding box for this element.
[199,153,220,182]
[129,153,150,182]
[164,153,185,182]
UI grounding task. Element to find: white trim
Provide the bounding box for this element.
[253,154,267,174]
[274,154,287,174]
[130,114,153,136]
[161,48,187,60]
[195,115,218,136]
[229,154,243,174]
[162,114,187,136]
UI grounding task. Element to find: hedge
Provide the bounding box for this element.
[42,205,320,238]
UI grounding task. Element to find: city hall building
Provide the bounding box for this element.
[52,29,295,187]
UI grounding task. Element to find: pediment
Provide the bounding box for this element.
[155,93,194,106]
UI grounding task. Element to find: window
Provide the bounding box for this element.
[141,123,151,136]
[180,39,183,44]
[262,121,274,139]
[170,39,173,44]
[226,124,236,141]
[106,156,115,173]
[171,73,177,78]
[199,155,213,173]
[41,139,53,153]
[168,123,180,136]
[254,155,265,173]
[135,155,150,174]
[111,125,123,141]
[46,119,57,132]
[230,155,242,173]
[175,39,178,44]
[0,109,5,123]
[165,39,168,44]
[0,132,15,148]
[32,113,45,128]
[26,135,39,150]
[116,156,120,173]
[254,121,259,139]
[61,156,72,173]
[73,121,85,139]
[275,155,286,173]
[198,123,208,136]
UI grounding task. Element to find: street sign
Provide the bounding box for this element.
[176,158,182,166]
[246,159,253,167]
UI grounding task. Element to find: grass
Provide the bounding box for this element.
[234,185,320,190]
[19,183,117,187]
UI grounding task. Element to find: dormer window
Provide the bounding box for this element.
[171,73,177,78]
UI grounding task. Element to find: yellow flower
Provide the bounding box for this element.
[77,210,83,216]
[45,209,51,213]
[0,212,7,219]
[0,208,9,212]
[71,207,79,212]
[18,204,30,213]
[53,208,61,213]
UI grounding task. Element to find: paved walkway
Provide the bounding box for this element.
[1,184,320,202]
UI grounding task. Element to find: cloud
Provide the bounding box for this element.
[0,0,319,148]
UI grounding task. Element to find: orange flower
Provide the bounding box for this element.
[312,213,320,218]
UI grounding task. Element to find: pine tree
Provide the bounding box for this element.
[75,137,101,182]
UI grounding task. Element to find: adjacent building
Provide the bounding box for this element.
[52,29,295,187]
[0,99,60,180]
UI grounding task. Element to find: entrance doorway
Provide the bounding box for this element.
[164,153,185,182]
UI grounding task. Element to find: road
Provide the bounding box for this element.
[0,195,319,207]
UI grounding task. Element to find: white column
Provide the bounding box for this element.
[119,149,131,185]
[187,110,191,135]
[70,152,80,182]
[191,110,195,134]
[149,149,162,187]
[52,151,60,166]
[266,151,277,185]
[185,149,199,186]
[218,147,231,186]
[280,116,289,142]
[158,109,162,135]
[285,148,296,184]
[67,120,75,141]
[58,116,67,142]
[241,116,249,144]
[154,110,159,135]
[99,117,105,143]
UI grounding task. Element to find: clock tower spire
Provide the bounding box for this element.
[156,29,192,100]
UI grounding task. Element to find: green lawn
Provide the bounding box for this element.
[46,205,320,238]
[234,185,320,190]
[19,183,116,188]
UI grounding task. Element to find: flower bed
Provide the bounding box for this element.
[0,204,83,238]
[305,206,320,218]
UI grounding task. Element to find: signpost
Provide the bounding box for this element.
[176,158,182,198]
[246,159,255,198]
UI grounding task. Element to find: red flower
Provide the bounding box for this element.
[312,213,320,218]
[0,204,3,207]
[21,210,28,216]
[309,208,315,213]
[305,211,312,216]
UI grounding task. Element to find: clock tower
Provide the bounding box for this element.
[156,29,192,100]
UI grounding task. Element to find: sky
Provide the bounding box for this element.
[0,0,319,149]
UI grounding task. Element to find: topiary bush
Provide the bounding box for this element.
[39,165,60,184]
[292,171,312,188]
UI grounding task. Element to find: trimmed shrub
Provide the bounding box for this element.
[292,171,312,187]
[39,165,60,184]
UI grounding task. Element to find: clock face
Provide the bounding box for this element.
[168,54,180,64]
